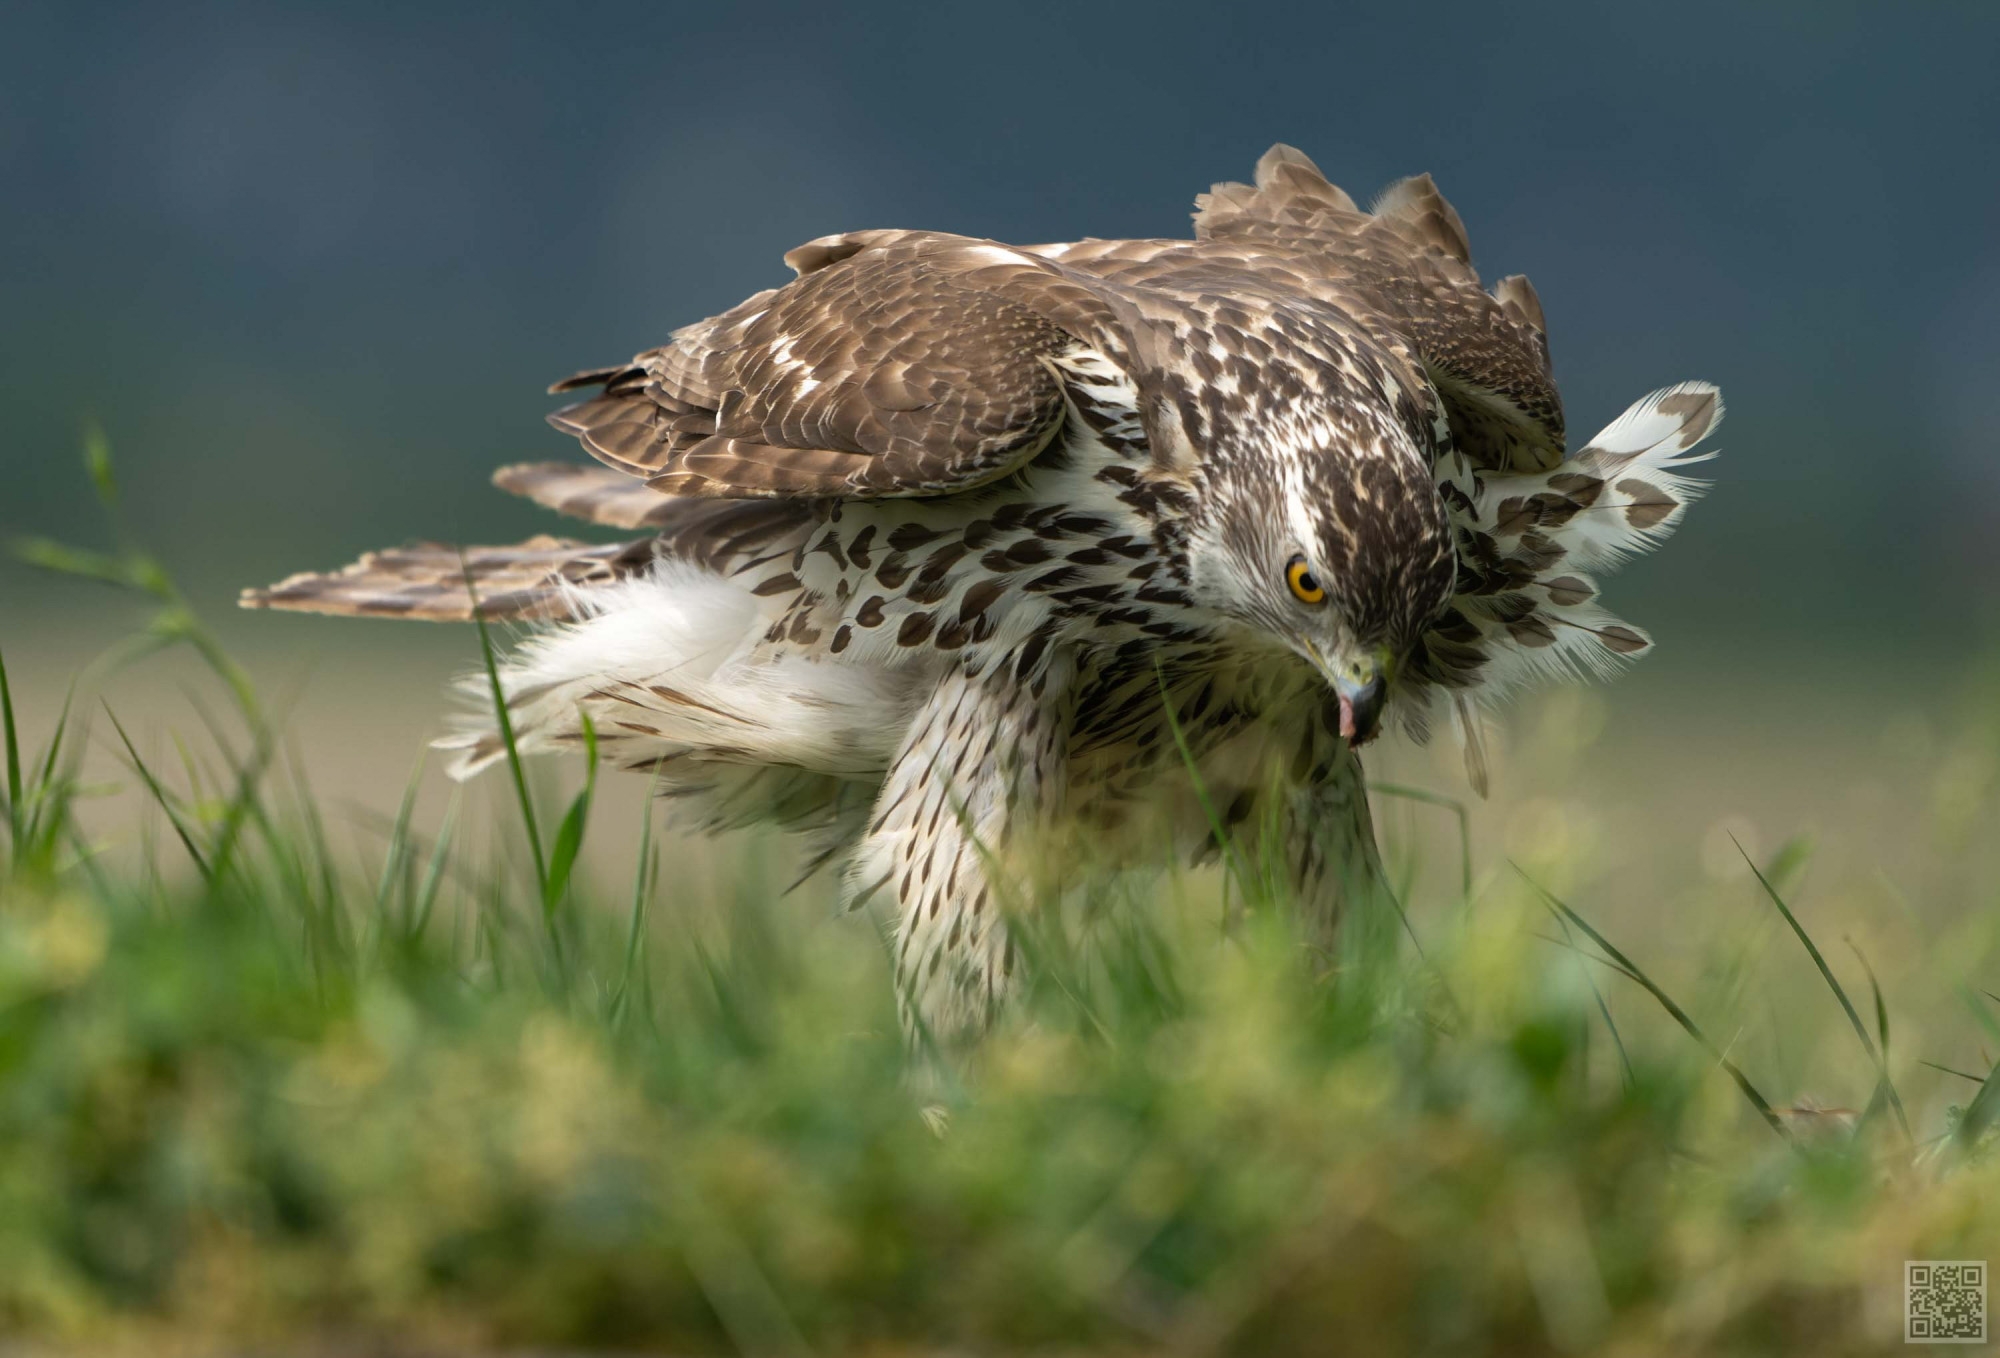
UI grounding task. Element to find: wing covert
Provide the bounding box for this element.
[549,232,1128,499]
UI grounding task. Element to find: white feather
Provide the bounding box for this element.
[1576,380,1724,462]
[1415,381,1723,789]
[435,562,917,781]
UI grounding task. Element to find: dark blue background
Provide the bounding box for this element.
[5,0,1997,662]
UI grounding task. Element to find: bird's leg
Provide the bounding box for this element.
[1282,751,1387,955]
[1237,707,1387,956]
[850,650,1076,1053]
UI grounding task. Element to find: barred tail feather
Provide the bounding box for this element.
[237,535,659,623]
[491,462,685,529]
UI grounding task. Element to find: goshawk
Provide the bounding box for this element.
[246,145,1721,1043]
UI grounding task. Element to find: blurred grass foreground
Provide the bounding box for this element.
[4,448,2000,1357]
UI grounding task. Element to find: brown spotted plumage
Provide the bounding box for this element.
[242,535,658,622]
[244,144,1721,1045]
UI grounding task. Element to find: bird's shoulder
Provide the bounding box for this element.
[1187,145,1564,471]
[541,143,1565,507]
[548,229,1153,500]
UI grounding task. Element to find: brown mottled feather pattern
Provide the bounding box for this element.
[547,234,1137,500]
[487,463,816,576]
[539,142,1555,510]
[643,498,813,576]
[240,143,1718,1047]
[238,536,659,622]
[492,462,684,529]
[1188,144,1563,472]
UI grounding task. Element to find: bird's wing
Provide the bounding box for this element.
[239,498,812,625]
[491,462,689,528]
[238,536,659,622]
[1404,380,1723,794]
[1190,144,1565,473]
[546,231,1131,500]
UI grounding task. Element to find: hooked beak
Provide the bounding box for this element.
[1336,671,1386,747]
[1310,649,1387,748]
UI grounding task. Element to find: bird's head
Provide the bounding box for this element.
[1180,390,1457,748]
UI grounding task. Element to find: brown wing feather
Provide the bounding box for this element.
[547,233,1130,500]
[544,145,1555,503]
[493,462,688,529]
[238,536,658,623]
[1192,144,1564,472]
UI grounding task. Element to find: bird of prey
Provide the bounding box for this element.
[245,144,1721,1044]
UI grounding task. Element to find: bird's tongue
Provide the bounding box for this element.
[1337,694,1358,741]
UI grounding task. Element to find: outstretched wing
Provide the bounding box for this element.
[1404,380,1723,795]
[1192,144,1564,473]
[547,231,1130,500]
[491,461,689,529]
[238,536,659,622]
[239,500,810,623]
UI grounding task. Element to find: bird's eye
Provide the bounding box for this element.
[1285,556,1325,605]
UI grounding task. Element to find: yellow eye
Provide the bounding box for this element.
[1286,556,1326,605]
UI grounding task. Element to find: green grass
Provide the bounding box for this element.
[3,448,2000,1355]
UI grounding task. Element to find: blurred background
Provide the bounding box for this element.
[8,12,2000,1345]
[2,0,1997,941]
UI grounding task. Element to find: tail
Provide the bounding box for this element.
[239,535,661,622]
[240,463,811,622]
[489,462,686,529]
[1412,381,1722,792]
[239,463,875,858]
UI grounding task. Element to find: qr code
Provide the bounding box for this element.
[1908,1261,1986,1343]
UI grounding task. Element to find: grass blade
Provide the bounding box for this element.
[1956,1056,2000,1153]
[1964,987,2000,1045]
[1735,837,1908,1140]
[1546,905,1635,1090]
[1153,662,1259,905]
[104,704,210,880]
[375,752,427,913]
[12,537,147,589]
[1736,837,1874,1057]
[613,765,666,1021]
[409,792,460,944]
[1517,866,1789,1140]
[542,711,599,921]
[1533,930,1643,986]
[1761,833,1814,898]
[0,641,21,843]
[1370,781,1472,899]
[1854,941,1889,1054]
[23,684,77,851]
[1845,938,1911,1143]
[82,419,118,506]
[203,720,282,894]
[463,558,548,893]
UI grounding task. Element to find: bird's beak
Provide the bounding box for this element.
[1336,670,1386,747]
[1311,649,1388,748]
